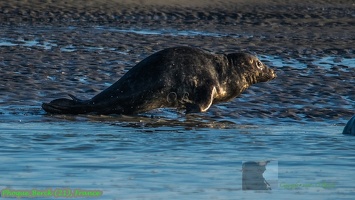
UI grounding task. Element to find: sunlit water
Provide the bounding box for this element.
[0,26,354,200]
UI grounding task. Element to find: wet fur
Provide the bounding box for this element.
[42,46,276,115]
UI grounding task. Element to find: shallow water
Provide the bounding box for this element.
[1,121,354,200]
[0,24,354,199]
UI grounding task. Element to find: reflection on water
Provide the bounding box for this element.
[94,26,236,37]
[0,38,57,49]
[0,38,125,53]
[1,35,353,70]
[260,55,355,70]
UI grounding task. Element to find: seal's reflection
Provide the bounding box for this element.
[242,161,271,190]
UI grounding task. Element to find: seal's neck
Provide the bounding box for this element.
[226,54,257,85]
[244,73,259,85]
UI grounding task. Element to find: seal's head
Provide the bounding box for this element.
[227,53,276,84]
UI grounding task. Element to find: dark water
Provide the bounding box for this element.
[0,25,354,199]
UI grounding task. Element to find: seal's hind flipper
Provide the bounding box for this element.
[68,94,83,102]
[42,102,67,114]
[42,97,90,114]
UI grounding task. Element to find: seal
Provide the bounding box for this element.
[42,46,276,115]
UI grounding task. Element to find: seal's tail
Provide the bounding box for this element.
[42,94,92,114]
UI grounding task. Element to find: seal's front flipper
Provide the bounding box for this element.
[185,86,216,114]
[185,103,202,113]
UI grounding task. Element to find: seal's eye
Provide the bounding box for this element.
[256,61,263,69]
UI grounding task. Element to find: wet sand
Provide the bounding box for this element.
[0,0,354,123]
[1,0,354,53]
